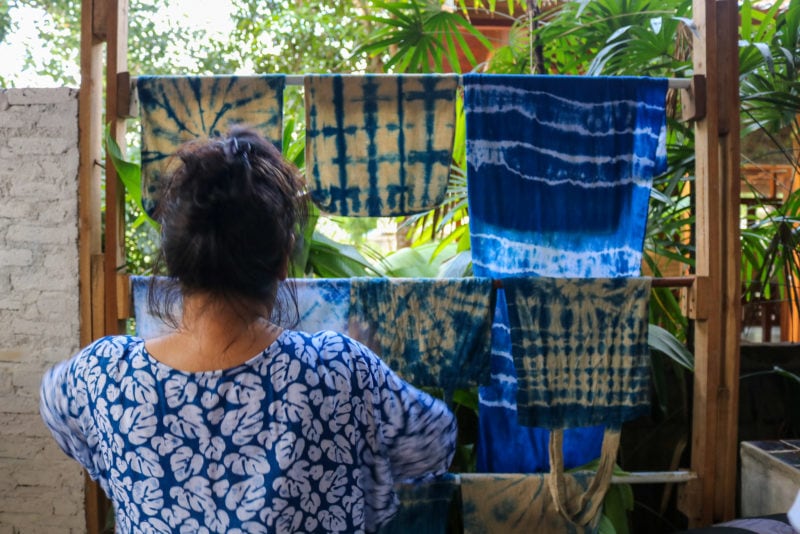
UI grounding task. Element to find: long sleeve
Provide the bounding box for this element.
[40,351,99,479]
[377,367,457,481]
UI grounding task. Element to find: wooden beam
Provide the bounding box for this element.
[104,0,129,337]
[679,0,741,525]
[78,1,104,345]
[714,0,742,520]
[79,0,107,530]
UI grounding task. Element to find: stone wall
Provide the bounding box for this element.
[0,88,85,532]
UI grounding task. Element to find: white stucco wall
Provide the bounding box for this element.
[0,87,85,533]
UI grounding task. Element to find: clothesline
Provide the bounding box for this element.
[491,276,694,290]
[281,74,693,89]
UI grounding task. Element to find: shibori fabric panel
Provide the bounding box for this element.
[286,278,350,334]
[460,472,600,534]
[463,74,667,279]
[137,75,286,215]
[131,276,350,338]
[304,74,459,216]
[465,74,667,473]
[377,474,461,534]
[474,289,604,473]
[504,277,652,429]
[130,275,179,339]
[347,277,494,396]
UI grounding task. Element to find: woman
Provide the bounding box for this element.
[40,127,457,533]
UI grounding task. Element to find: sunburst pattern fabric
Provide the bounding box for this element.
[137,75,286,215]
[304,74,458,216]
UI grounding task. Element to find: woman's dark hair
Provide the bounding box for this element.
[149,126,308,328]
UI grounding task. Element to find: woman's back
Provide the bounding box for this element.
[41,329,456,533]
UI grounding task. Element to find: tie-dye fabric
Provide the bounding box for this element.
[130,275,177,339]
[40,331,457,533]
[304,74,458,216]
[464,74,667,278]
[466,75,665,473]
[377,474,460,534]
[348,277,494,396]
[137,75,285,215]
[460,472,600,534]
[504,277,652,429]
[131,276,351,338]
[474,289,604,473]
[283,278,351,334]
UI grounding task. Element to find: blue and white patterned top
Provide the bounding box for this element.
[40,330,457,533]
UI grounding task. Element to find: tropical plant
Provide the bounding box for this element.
[738,0,800,323]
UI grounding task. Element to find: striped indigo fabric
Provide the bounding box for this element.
[348,277,494,396]
[504,277,652,429]
[465,75,666,473]
[137,75,286,215]
[464,74,667,278]
[304,74,458,216]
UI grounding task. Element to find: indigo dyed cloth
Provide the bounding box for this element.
[137,75,285,215]
[284,278,351,334]
[348,277,494,396]
[464,74,667,278]
[377,474,460,534]
[304,74,458,216]
[460,472,599,534]
[41,331,457,533]
[130,275,178,339]
[465,75,666,473]
[131,276,351,338]
[504,277,652,429]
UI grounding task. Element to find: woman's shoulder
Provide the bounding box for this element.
[63,335,144,377]
[284,328,371,352]
[280,329,381,367]
[80,335,143,360]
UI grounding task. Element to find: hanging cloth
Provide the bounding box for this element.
[464,74,667,278]
[130,275,179,339]
[304,74,458,216]
[137,75,286,215]
[503,277,652,430]
[463,74,667,474]
[131,276,350,337]
[286,277,350,334]
[347,277,494,398]
[460,472,601,534]
[377,474,461,534]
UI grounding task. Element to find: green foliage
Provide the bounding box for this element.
[738,0,800,311]
[0,1,12,44]
[356,0,493,73]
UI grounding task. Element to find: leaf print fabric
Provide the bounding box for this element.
[40,330,457,533]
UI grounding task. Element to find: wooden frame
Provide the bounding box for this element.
[77,0,742,530]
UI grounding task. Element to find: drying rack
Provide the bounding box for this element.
[76,0,741,530]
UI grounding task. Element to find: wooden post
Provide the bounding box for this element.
[104,0,129,336]
[679,0,742,525]
[78,1,107,532]
[79,0,129,531]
